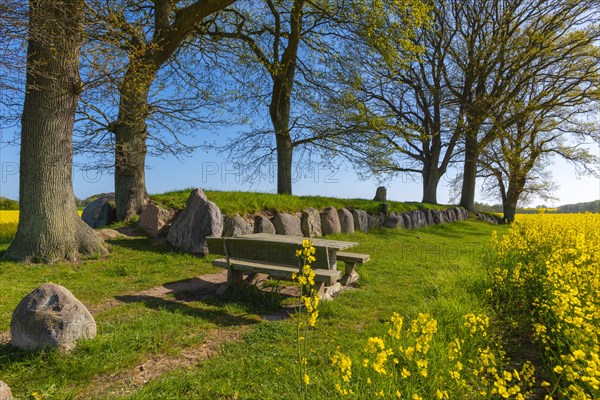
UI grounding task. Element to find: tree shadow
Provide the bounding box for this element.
[114,275,295,324]
[106,237,187,256]
[114,293,261,327]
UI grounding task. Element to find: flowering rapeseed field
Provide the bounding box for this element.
[0,210,19,224]
[330,310,535,399]
[489,213,600,399]
[0,210,83,225]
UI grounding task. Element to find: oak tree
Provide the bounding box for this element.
[2,0,107,262]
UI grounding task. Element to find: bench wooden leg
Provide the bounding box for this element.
[228,268,244,285]
[341,262,360,286]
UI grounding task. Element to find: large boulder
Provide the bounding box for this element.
[401,213,412,229]
[254,215,276,234]
[320,207,341,235]
[11,284,96,352]
[338,208,355,234]
[438,210,448,224]
[373,186,387,202]
[138,203,175,238]
[352,209,369,233]
[0,381,12,400]
[412,210,426,229]
[424,209,434,226]
[223,215,251,237]
[385,213,403,229]
[430,209,439,224]
[81,193,116,228]
[367,215,382,230]
[461,208,469,220]
[167,189,223,255]
[301,208,322,238]
[272,213,302,236]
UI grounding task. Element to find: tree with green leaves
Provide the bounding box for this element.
[206,0,431,195]
[478,34,599,222]
[447,0,600,211]
[82,0,237,221]
[314,1,466,204]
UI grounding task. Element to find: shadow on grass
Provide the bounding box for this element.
[114,293,261,327]
[0,341,62,369]
[114,274,293,324]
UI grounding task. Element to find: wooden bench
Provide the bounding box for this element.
[206,237,343,292]
[336,251,370,285]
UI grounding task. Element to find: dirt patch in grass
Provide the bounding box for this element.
[77,325,251,399]
[87,271,230,315]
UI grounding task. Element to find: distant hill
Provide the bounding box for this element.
[0,197,19,210]
[0,195,100,210]
[557,200,600,213]
[476,200,599,214]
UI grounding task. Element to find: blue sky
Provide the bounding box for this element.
[1,135,598,206]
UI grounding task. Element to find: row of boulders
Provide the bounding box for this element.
[140,189,471,256]
[476,212,500,225]
[81,190,473,255]
[383,207,469,229]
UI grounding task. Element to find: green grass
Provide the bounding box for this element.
[0,192,510,399]
[118,223,506,400]
[151,189,452,216]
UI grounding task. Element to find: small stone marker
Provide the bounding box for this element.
[373,186,387,202]
[11,283,96,352]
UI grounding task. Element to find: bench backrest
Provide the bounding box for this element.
[206,237,331,269]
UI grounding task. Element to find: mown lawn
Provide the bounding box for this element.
[0,216,513,399]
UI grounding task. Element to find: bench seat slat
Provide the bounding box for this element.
[336,252,370,263]
[212,258,342,284]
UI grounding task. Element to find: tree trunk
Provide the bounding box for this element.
[502,182,522,223]
[421,163,440,204]
[275,132,293,195]
[270,78,294,195]
[2,0,106,263]
[459,134,478,211]
[503,202,517,223]
[113,66,154,221]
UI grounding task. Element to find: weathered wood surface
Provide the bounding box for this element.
[336,252,370,264]
[238,233,358,250]
[206,236,338,270]
[212,258,341,284]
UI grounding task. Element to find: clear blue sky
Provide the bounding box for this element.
[1,132,598,206]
